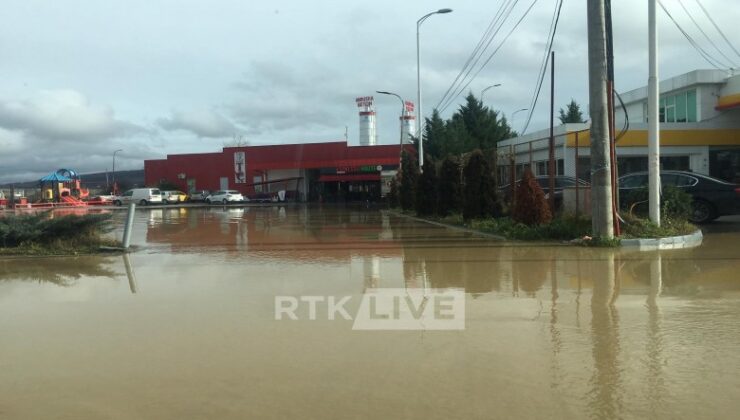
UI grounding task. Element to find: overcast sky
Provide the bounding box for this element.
[0,0,737,183]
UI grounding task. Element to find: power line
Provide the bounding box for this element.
[521,0,563,135]
[434,0,517,112]
[658,1,727,69]
[434,0,521,113]
[437,0,540,114]
[676,0,737,68]
[694,0,740,60]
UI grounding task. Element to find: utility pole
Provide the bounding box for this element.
[548,51,556,212]
[587,0,614,238]
[648,0,661,225]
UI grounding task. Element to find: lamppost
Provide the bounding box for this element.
[376,91,406,161]
[511,108,529,120]
[112,149,123,191]
[417,7,453,170]
[480,84,502,102]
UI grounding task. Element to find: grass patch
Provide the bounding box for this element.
[620,214,696,239]
[0,212,120,256]
[467,216,592,241]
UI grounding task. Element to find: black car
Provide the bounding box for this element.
[618,170,740,223]
[499,175,590,209]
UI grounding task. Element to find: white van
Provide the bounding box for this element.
[114,188,163,206]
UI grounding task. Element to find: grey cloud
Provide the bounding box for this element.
[157,109,239,138]
[0,90,143,141]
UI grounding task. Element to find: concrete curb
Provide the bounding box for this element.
[620,229,703,251]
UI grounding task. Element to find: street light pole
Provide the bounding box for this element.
[376,91,406,160]
[480,83,502,103]
[417,8,453,170]
[511,108,529,120]
[112,149,123,191]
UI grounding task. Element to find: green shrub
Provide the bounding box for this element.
[512,169,552,226]
[0,212,113,248]
[624,185,692,221]
[469,215,590,241]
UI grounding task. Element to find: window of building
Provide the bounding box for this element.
[709,147,740,183]
[253,176,263,193]
[536,161,546,175]
[657,89,697,123]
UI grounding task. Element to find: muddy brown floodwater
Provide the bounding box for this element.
[1,206,739,419]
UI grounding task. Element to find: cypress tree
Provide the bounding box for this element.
[463,149,502,220]
[437,155,461,217]
[415,156,438,216]
[399,151,418,211]
[387,175,400,208]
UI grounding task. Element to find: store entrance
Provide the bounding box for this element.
[318,181,380,203]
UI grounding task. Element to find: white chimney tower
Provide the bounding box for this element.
[356,96,377,146]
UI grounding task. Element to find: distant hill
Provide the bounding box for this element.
[0,169,145,190]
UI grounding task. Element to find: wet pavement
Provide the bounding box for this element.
[1,206,739,419]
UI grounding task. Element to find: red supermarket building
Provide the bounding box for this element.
[144,141,412,202]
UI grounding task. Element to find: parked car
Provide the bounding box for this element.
[618,170,740,223]
[499,175,590,210]
[189,190,211,202]
[113,188,163,206]
[162,190,188,203]
[205,190,247,204]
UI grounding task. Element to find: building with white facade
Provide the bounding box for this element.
[498,69,740,184]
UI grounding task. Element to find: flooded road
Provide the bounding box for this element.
[1,206,739,419]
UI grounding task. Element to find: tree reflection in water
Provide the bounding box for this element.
[0,256,116,287]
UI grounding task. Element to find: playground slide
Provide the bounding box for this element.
[60,195,86,206]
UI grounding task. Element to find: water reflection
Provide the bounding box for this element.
[588,253,623,419]
[0,256,116,286]
[1,207,739,418]
[123,254,138,294]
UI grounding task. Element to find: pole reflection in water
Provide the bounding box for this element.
[123,253,138,294]
[645,252,665,415]
[589,252,623,419]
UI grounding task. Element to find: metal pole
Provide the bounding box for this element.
[376,91,406,167]
[416,8,453,171]
[605,0,621,236]
[122,202,136,249]
[417,21,423,170]
[481,84,501,103]
[112,149,123,190]
[587,0,614,238]
[648,0,661,225]
[548,51,556,212]
[575,132,580,218]
[509,145,516,200]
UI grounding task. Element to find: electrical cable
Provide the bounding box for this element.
[694,0,740,60]
[520,0,563,135]
[658,1,728,69]
[614,89,629,142]
[434,0,518,111]
[676,0,737,68]
[437,0,540,114]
